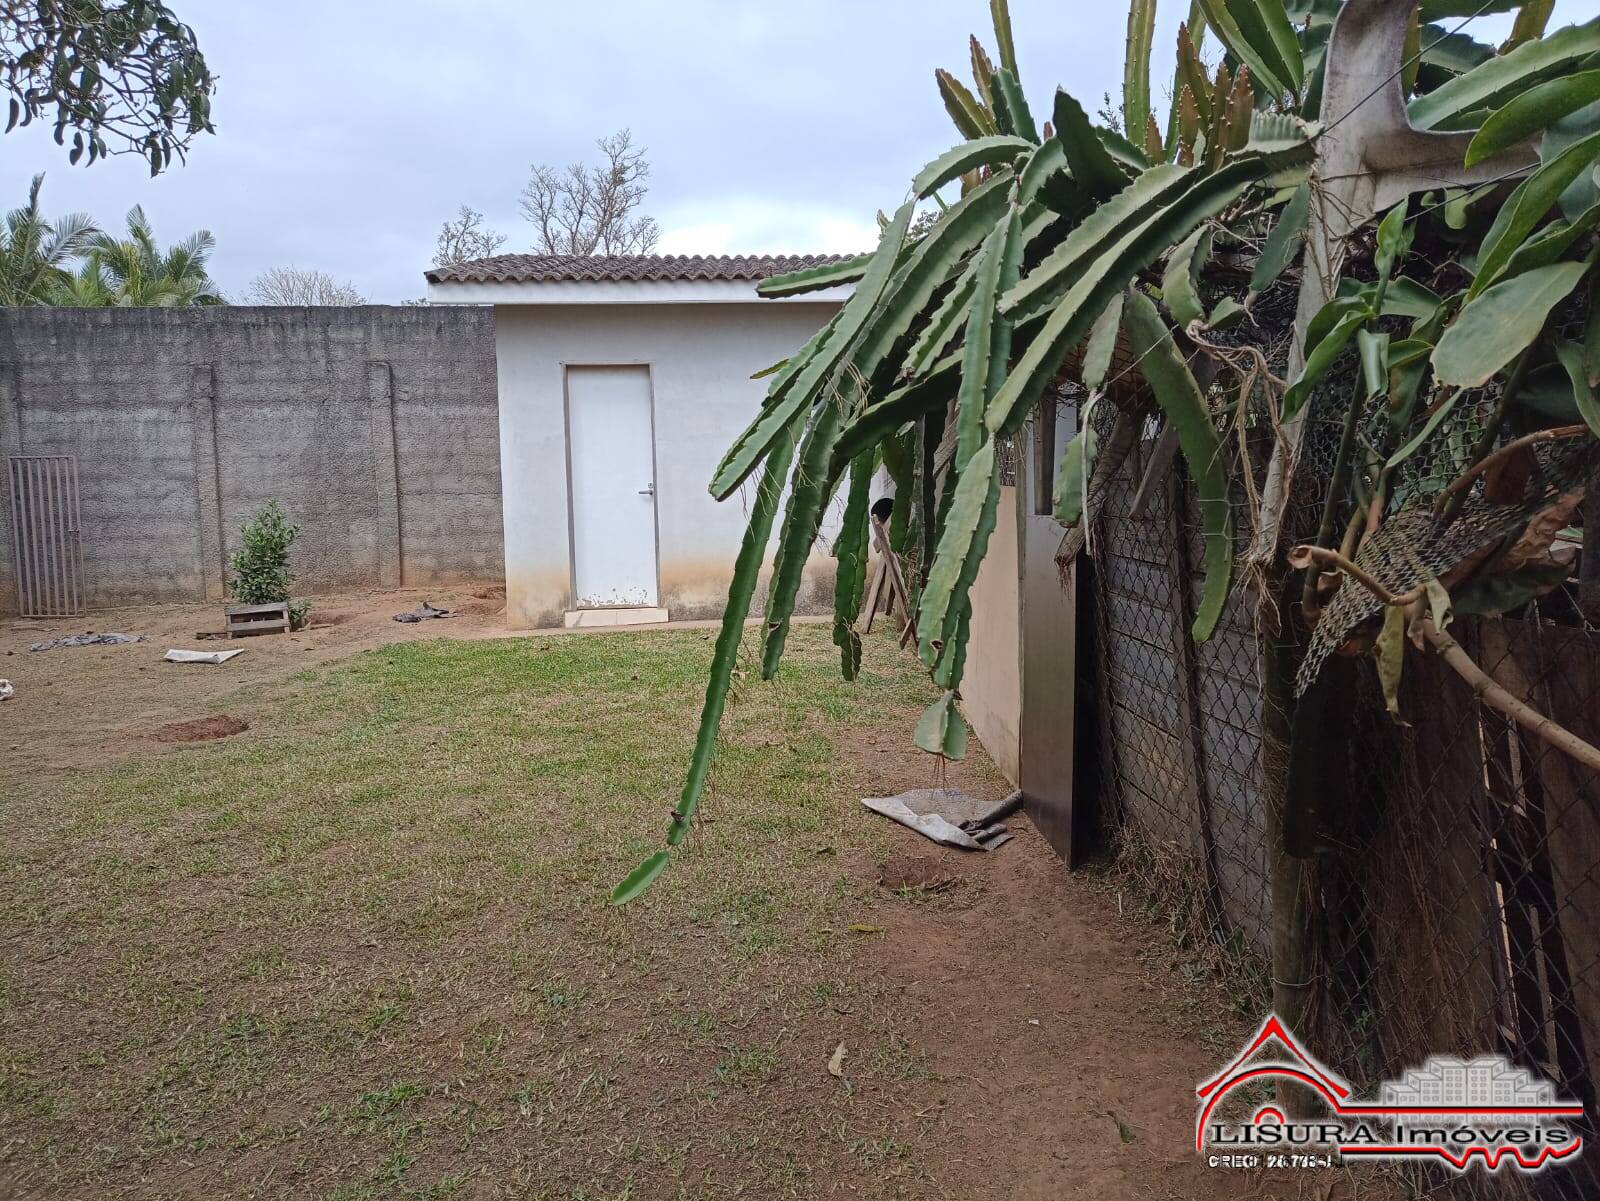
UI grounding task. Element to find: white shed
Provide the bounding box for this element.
[427,254,846,630]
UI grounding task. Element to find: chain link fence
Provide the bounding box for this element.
[1080,300,1600,1199]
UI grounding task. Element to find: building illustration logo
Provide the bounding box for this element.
[1197,1015,1586,1173]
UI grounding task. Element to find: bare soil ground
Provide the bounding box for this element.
[2,585,516,777]
[1,590,1378,1200]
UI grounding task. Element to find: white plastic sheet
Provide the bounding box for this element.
[163,648,245,665]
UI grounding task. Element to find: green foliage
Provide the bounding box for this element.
[1433,261,1590,387]
[1053,413,1096,526]
[0,0,215,173]
[914,689,968,759]
[1121,290,1233,642]
[991,68,1038,143]
[1082,293,1124,392]
[1052,89,1132,202]
[989,0,1018,81]
[1250,181,1310,293]
[1162,225,1212,328]
[0,174,94,305]
[1553,340,1600,438]
[832,453,875,680]
[227,502,301,608]
[609,851,670,906]
[937,69,996,138]
[758,254,872,298]
[619,0,1600,901]
[1465,70,1600,166]
[1124,0,1157,152]
[1472,130,1600,297]
[679,422,799,841]
[1196,0,1303,100]
[710,205,912,501]
[1409,16,1600,131]
[913,135,1032,199]
[64,203,222,307]
[1,176,221,308]
[1542,100,1600,221]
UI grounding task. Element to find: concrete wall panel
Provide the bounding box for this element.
[0,307,501,610]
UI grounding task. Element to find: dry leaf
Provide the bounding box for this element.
[1376,604,1409,725]
[827,1042,847,1078]
[1501,489,1585,571]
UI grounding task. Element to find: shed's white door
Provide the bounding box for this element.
[567,366,659,608]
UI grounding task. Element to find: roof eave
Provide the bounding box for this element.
[426,277,853,306]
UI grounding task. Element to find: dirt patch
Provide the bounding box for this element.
[148,714,249,743]
[304,608,355,627]
[879,852,962,893]
[0,584,515,777]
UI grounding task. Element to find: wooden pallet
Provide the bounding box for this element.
[224,600,290,638]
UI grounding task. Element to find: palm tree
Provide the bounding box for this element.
[71,205,224,306]
[46,262,116,308]
[0,175,97,306]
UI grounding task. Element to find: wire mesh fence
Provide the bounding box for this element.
[1083,348,1600,1198]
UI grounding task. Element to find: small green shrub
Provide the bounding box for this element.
[228,501,310,628]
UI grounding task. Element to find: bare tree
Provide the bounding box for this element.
[245,266,364,306]
[520,129,659,256]
[432,205,506,269]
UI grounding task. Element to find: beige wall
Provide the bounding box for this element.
[962,485,1022,784]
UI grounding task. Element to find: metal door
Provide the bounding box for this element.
[7,455,84,617]
[566,366,660,608]
[1017,406,1086,864]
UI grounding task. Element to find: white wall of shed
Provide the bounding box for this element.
[494,300,845,629]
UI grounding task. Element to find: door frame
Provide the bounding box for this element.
[560,361,663,609]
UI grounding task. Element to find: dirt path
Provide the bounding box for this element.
[856,823,1314,1199]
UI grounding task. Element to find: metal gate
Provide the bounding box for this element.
[6,455,84,617]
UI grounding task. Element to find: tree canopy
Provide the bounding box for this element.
[246,266,365,306]
[1,0,214,173]
[521,129,659,256]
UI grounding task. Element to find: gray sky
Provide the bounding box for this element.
[1,1,1594,303]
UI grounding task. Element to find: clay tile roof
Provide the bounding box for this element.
[424,253,845,286]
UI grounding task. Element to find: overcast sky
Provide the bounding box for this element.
[2,1,1595,303]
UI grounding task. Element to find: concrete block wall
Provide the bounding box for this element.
[0,306,502,612]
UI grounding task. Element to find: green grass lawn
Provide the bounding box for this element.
[0,624,1003,1200]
